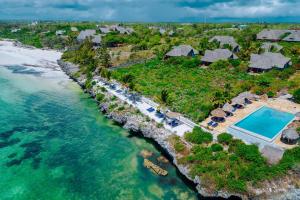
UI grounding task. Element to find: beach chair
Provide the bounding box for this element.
[212,122,218,128]
[147,107,155,113]
[155,112,165,119]
[207,121,214,126]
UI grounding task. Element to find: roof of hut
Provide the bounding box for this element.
[211,108,226,118]
[282,128,299,140]
[231,96,245,105]
[222,103,234,113]
[238,91,259,100]
[261,145,284,164]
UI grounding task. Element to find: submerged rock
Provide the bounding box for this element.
[140,150,153,158]
[143,158,168,176]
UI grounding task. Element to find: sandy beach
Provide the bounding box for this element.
[0,40,63,78]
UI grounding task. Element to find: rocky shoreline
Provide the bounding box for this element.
[57,60,300,200]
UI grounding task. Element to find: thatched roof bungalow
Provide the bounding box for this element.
[249,52,291,72]
[92,35,102,46]
[281,128,299,145]
[209,36,240,52]
[201,49,237,65]
[165,45,198,58]
[77,30,96,42]
[256,29,291,41]
[283,30,300,42]
[261,145,284,164]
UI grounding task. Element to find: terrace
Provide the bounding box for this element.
[201,95,300,149]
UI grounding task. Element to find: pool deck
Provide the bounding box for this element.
[200,96,300,149]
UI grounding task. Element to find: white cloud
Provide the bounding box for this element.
[0,0,299,21]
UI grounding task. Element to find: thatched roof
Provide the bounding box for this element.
[238,91,259,100]
[257,29,291,41]
[231,96,245,105]
[261,42,283,52]
[209,36,239,51]
[282,128,299,140]
[99,27,111,34]
[201,49,237,63]
[166,112,181,119]
[249,52,291,70]
[211,108,226,118]
[222,103,234,113]
[71,27,78,32]
[283,30,300,42]
[261,145,284,164]
[92,35,102,44]
[77,29,96,41]
[166,45,198,57]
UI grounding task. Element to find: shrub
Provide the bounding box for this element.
[174,141,185,152]
[293,88,300,103]
[184,127,213,144]
[96,93,105,102]
[234,143,265,164]
[211,143,223,152]
[267,91,275,98]
[296,127,300,133]
[217,133,233,145]
[157,123,163,128]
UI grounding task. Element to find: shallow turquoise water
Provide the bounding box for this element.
[0,66,197,200]
[235,106,295,139]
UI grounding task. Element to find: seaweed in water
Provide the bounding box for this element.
[0,138,21,148]
[6,159,22,167]
[6,140,43,168]
[0,126,26,140]
[20,140,43,160]
[7,152,17,159]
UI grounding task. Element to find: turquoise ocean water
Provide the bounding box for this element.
[0,66,197,200]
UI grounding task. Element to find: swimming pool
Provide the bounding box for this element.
[230,106,295,143]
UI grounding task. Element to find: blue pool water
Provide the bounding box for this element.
[235,106,295,140]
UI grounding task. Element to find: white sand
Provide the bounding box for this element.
[0,40,62,67]
[0,40,66,79]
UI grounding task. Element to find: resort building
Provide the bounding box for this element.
[256,29,291,41]
[91,35,102,47]
[249,52,291,72]
[282,30,300,42]
[99,27,111,34]
[209,36,240,52]
[261,42,283,52]
[11,28,21,33]
[165,45,198,58]
[71,27,78,32]
[77,30,96,42]
[201,49,238,65]
[55,30,66,36]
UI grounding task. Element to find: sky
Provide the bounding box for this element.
[0,0,300,22]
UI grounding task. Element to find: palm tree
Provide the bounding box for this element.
[161,89,169,104]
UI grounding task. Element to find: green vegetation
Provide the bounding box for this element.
[180,129,300,193]
[184,127,213,144]
[210,143,223,152]
[113,57,300,122]
[171,136,186,153]
[293,88,300,103]
[217,133,233,145]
